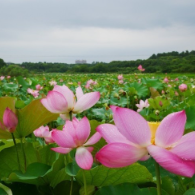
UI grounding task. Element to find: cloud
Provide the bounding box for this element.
[1,24,195,63]
[1,0,195,30]
[0,0,195,63]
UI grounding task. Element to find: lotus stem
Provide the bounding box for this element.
[20,138,27,171]
[155,161,161,195]
[69,111,73,195]
[11,133,21,171]
[69,177,73,195]
[83,169,88,195]
[69,111,73,121]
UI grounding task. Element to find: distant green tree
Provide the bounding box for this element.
[149,54,157,59]
[0,65,29,77]
[0,58,6,69]
[7,50,195,73]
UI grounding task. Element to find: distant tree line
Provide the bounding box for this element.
[1,50,195,74]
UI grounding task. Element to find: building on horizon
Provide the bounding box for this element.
[75,60,87,64]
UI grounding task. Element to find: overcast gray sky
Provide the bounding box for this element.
[0,0,195,64]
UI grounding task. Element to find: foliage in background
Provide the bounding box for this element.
[0,65,29,77]
[1,50,194,74]
[0,58,6,69]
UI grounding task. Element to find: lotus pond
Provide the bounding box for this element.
[0,73,195,195]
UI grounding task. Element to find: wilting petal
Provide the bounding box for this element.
[52,130,77,148]
[76,86,84,100]
[96,143,148,168]
[53,85,75,109]
[96,124,130,144]
[41,91,68,113]
[73,91,100,113]
[75,147,93,170]
[147,145,195,177]
[110,106,151,147]
[51,147,72,154]
[170,141,195,160]
[75,117,90,145]
[84,132,101,146]
[155,111,186,148]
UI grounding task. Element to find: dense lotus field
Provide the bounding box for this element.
[1,73,195,194]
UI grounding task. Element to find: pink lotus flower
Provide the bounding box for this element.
[60,79,63,82]
[179,84,187,92]
[138,65,145,72]
[161,90,165,94]
[96,106,195,177]
[163,77,169,83]
[27,88,39,98]
[49,80,57,86]
[136,99,149,112]
[118,80,124,84]
[85,79,97,89]
[41,85,100,118]
[0,76,5,80]
[175,78,179,81]
[33,126,54,144]
[36,84,43,90]
[7,76,11,79]
[87,79,94,85]
[117,75,123,80]
[0,108,18,133]
[85,83,90,89]
[51,117,101,170]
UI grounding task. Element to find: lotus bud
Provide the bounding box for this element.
[2,108,18,133]
[179,84,187,92]
[118,89,124,94]
[114,93,119,98]
[163,77,169,83]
